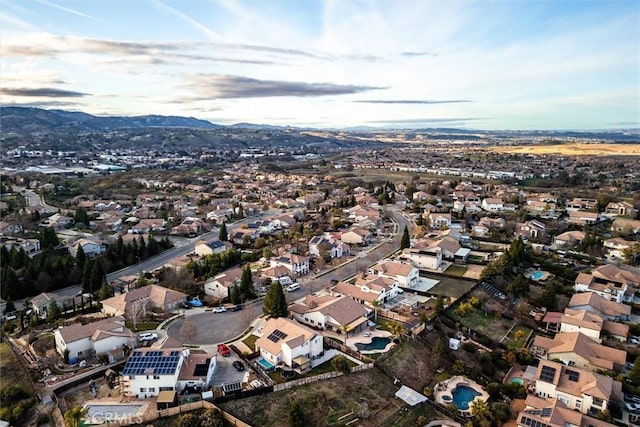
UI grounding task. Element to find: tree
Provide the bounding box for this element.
[400,226,410,249]
[98,283,113,300]
[3,298,15,314]
[388,321,404,340]
[47,300,62,322]
[126,299,149,331]
[230,285,241,305]
[239,265,255,301]
[470,399,490,421]
[628,355,640,386]
[89,260,106,293]
[491,402,511,425]
[288,400,306,427]
[75,245,86,268]
[74,207,90,226]
[180,318,197,343]
[372,299,381,321]
[64,406,87,427]
[262,282,288,318]
[332,355,351,375]
[434,294,445,314]
[219,222,228,241]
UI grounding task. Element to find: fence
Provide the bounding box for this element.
[323,337,374,363]
[102,399,251,427]
[273,363,374,392]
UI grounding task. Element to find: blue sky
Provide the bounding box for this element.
[1,0,638,130]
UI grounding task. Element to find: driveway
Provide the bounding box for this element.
[166,302,263,345]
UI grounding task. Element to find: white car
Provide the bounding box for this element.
[139,332,158,342]
[213,306,227,313]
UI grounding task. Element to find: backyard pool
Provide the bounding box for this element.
[257,357,275,371]
[511,377,524,386]
[527,270,550,281]
[452,384,482,410]
[355,337,391,352]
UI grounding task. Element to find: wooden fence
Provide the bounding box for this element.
[273,363,374,392]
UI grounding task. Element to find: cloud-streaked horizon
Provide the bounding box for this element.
[1,87,90,97]
[0,1,637,129]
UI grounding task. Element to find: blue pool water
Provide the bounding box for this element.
[355,337,391,351]
[528,271,544,280]
[257,357,275,371]
[511,377,524,386]
[452,385,481,410]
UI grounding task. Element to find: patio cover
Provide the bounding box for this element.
[157,390,176,404]
[395,385,428,406]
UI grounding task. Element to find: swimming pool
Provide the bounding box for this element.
[528,271,544,281]
[452,384,481,410]
[257,357,275,371]
[511,377,524,386]
[355,337,391,351]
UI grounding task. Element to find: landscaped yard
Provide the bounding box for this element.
[444,264,467,277]
[242,334,258,351]
[448,306,512,343]
[125,321,160,331]
[503,325,533,349]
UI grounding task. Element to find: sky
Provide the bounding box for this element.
[1,0,639,130]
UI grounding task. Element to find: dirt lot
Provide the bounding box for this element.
[219,368,440,427]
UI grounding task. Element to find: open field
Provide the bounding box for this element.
[489,143,640,156]
[0,342,35,395]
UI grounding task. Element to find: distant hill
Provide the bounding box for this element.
[0,106,220,134]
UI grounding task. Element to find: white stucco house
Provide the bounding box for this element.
[255,317,323,373]
[54,316,135,362]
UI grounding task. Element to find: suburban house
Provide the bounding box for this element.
[332,277,401,307]
[101,285,187,317]
[270,253,310,276]
[603,237,637,261]
[471,217,505,237]
[604,201,635,218]
[255,317,323,374]
[553,230,585,248]
[308,235,349,259]
[516,220,546,240]
[531,332,626,372]
[121,347,216,398]
[611,218,640,234]
[428,213,452,229]
[340,227,373,246]
[31,289,87,318]
[566,292,631,322]
[565,198,597,212]
[402,246,442,270]
[533,360,622,416]
[368,260,419,290]
[481,198,504,213]
[525,200,558,218]
[558,309,628,342]
[289,294,369,334]
[568,210,600,226]
[2,237,41,254]
[574,264,640,303]
[69,238,107,258]
[41,213,74,230]
[194,239,229,257]
[171,217,210,236]
[54,316,135,363]
[204,267,243,299]
[516,395,616,427]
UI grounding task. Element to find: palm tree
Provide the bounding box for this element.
[470,399,490,421]
[64,406,87,427]
[372,299,381,321]
[388,322,404,341]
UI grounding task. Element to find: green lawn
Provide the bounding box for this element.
[505,325,532,349]
[242,334,258,351]
[444,264,468,277]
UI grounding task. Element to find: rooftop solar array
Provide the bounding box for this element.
[565,369,580,382]
[122,350,180,376]
[267,329,288,343]
[539,365,556,383]
[222,381,242,393]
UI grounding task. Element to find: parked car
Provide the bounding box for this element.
[229,305,242,311]
[187,297,203,307]
[217,343,231,357]
[213,306,227,313]
[625,402,640,413]
[257,286,268,294]
[232,360,245,371]
[286,283,300,292]
[630,338,640,345]
[139,332,158,342]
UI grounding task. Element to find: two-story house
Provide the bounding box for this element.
[54,316,135,362]
[368,260,419,290]
[203,267,243,300]
[255,317,323,374]
[270,253,310,276]
[289,295,369,334]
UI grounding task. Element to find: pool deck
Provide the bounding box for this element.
[343,329,394,354]
[434,375,490,417]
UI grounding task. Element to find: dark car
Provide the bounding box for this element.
[229,305,242,312]
[232,360,245,371]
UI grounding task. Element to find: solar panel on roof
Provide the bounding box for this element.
[539,365,556,383]
[267,329,288,342]
[540,408,552,417]
[122,351,181,376]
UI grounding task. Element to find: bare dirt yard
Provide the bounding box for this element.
[218,367,441,427]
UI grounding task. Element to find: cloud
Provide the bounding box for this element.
[400,51,437,57]
[355,99,472,104]
[183,74,386,99]
[37,0,105,22]
[153,0,224,41]
[365,117,488,127]
[1,87,90,98]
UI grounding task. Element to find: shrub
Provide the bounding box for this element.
[462,342,476,353]
[1,385,29,406]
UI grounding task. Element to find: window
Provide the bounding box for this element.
[140,387,147,392]
[153,375,160,379]
[566,369,580,382]
[592,397,604,407]
[149,388,155,392]
[576,400,581,409]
